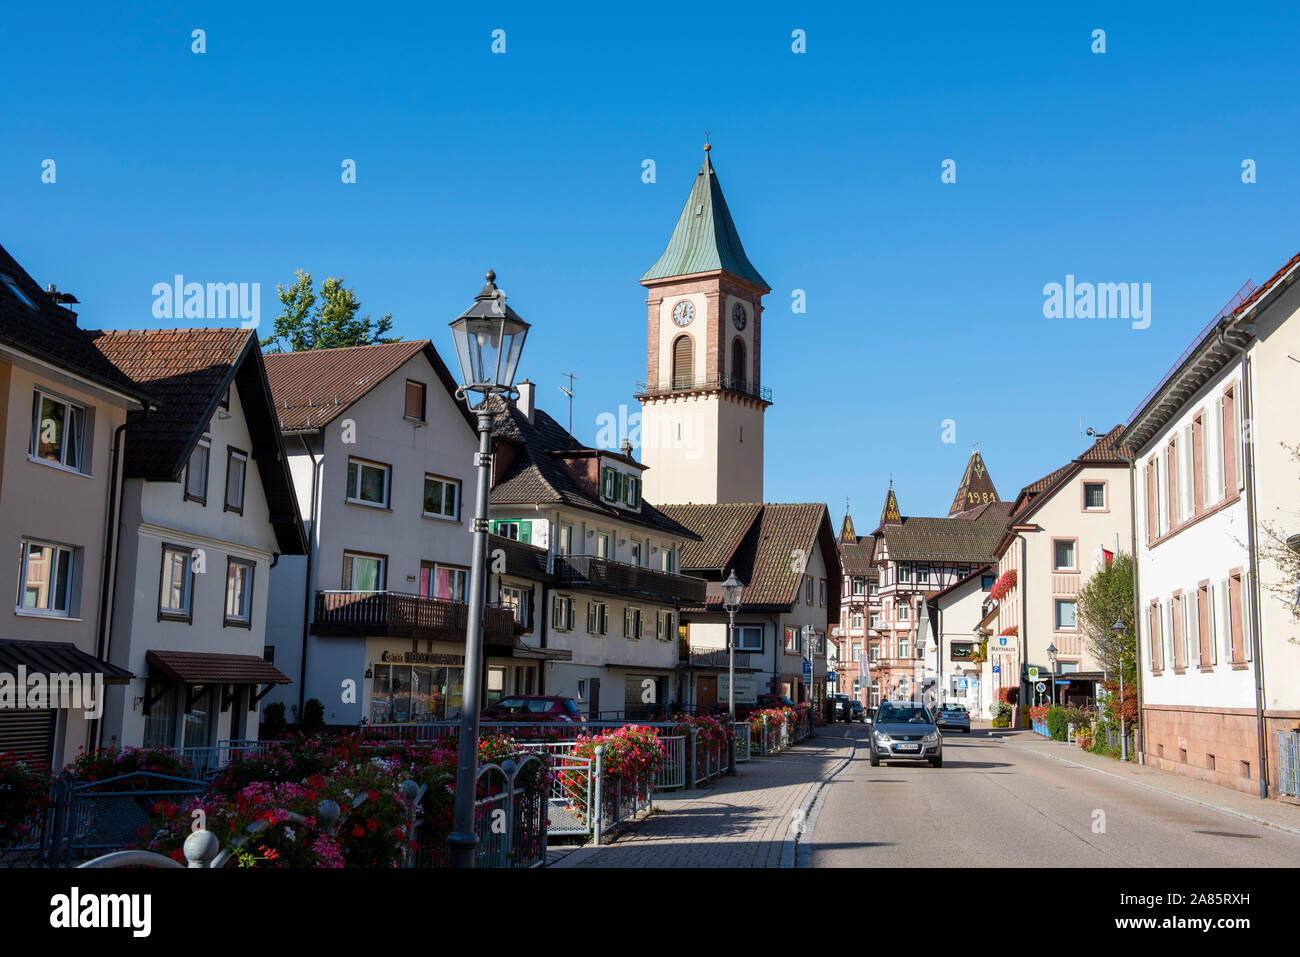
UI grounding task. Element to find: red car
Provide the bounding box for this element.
[736,694,797,720]
[481,695,586,722]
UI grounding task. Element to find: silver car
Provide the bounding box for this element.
[936,704,971,733]
[869,702,943,768]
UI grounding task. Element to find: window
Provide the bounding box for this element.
[218,388,230,411]
[576,679,588,701]
[225,449,248,514]
[343,552,385,592]
[624,475,641,507]
[224,558,254,626]
[1084,482,1106,510]
[423,475,460,520]
[1228,573,1245,663]
[734,625,762,652]
[951,642,974,660]
[16,540,75,616]
[852,644,862,662]
[671,334,693,389]
[819,579,827,606]
[596,533,610,558]
[1148,601,1163,672]
[631,543,642,567]
[558,524,573,556]
[806,576,814,605]
[899,636,909,658]
[1205,396,1225,505]
[851,612,863,629]
[1053,540,1076,571]
[159,545,195,621]
[655,610,673,641]
[898,564,912,584]
[586,601,608,635]
[660,547,674,572]
[491,519,531,543]
[869,612,880,629]
[601,468,617,501]
[981,574,995,591]
[852,577,864,595]
[185,437,211,504]
[346,458,390,508]
[870,681,881,707]
[1197,583,1212,668]
[551,594,575,631]
[869,641,880,662]
[1,273,37,309]
[897,602,910,621]
[404,380,426,421]
[421,563,467,602]
[784,626,801,654]
[502,585,531,625]
[1055,599,1077,630]
[30,390,87,472]
[916,566,930,585]
[868,580,879,596]
[623,607,642,640]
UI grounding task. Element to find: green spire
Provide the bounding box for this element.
[641,147,769,290]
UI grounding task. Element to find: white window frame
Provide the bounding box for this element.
[1053,539,1077,571]
[734,625,762,652]
[422,474,461,521]
[624,606,642,640]
[224,558,254,626]
[898,564,912,584]
[185,436,211,504]
[30,389,88,474]
[345,552,386,592]
[1054,598,1078,631]
[346,457,391,508]
[1083,482,1106,510]
[159,545,195,620]
[656,609,673,641]
[16,539,77,617]
[225,449,248,513]
[916,566,930,585]
[558,524,573,556]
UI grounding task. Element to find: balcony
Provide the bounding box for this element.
[554,555,707,605]
[677,644,752,670]
[311,591,517,645]
[635,375,772,403]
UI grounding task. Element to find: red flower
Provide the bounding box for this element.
[352,825,365,838]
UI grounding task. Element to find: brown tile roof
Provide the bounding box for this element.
[839,535,877,576]
[262,340,475,436]
[0,639,133,684]
[662,503,842,614]
[89,328,251,477]
[0,242,147,401]
[1010,425,1131,519]
[146,649,289,685]
[488,397,699,539]
[879,502,1013,563]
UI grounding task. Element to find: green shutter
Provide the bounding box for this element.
[518,520,531,544]
[566,597,575,628]
[587,602,595,633]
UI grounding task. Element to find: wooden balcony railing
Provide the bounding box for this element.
[554,555,707,605]
[311,591,517,645]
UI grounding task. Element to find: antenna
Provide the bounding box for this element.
[558,372,578,437]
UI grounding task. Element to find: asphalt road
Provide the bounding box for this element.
[810,725,1300,867]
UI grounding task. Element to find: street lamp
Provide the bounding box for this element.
[445,270,530,868]
[722,569,744,775]
[1112,615,1129,762]
[1046,642,1057,707]
[802,624,818,738]
[973,625,984,718]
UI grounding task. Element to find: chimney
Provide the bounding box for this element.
[516,379,535,424]
[620,438,634,460]
[46,284,80,323]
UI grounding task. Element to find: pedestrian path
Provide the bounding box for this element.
[1002,730,1300,835]
[550,731,856,868]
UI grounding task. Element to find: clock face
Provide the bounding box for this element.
[672,300,695,326]
[732,302,747,331]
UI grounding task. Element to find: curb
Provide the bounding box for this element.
[1009,739,1300,839]
[782,728,858,868]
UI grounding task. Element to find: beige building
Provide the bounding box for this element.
[991,427,1133,708]
[0,244,144,767]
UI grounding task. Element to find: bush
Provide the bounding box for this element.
[1046,707,1069,742]
[0,753,51,847]
[262,702,287,739]
[993,701,1012,723]
[997,686,1018,705]
[301,699,326,734]
[70,747,193,787]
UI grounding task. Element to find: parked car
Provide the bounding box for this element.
[737,693,798,720]
[936,703,971,733]
[869,702,942,767]
[481,695,585,722]
[848,700,864,722]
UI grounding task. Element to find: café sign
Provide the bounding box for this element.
[380,651,465,666]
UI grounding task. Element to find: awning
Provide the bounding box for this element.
[484,638,572,662]
[145,649,289,685]
[0,639,132,684]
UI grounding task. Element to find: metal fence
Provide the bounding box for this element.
[1279,730,1300,798]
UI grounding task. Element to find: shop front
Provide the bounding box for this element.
[366,646,466,724]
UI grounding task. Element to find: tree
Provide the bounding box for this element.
[1258,442,1300,639]
[1077,550,1136,684]
[260,269,398,353]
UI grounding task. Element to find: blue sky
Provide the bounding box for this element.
[4,2,1299,522]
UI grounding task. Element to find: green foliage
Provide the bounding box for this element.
[301,698,326,734]
[1077,551,1137,687]
[1046,706,1069,742]
[261,269,398,353]
[993,701,1012,723]
[262,702,287,739]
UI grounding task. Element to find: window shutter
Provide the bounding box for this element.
[341,554,353,590]
[1241,570,1252,661]
[566,597,574,629]
[1207,585,1217,666]
[519,521,531,544]
[552,595,562,629]
[587,602,596,633]
[1181,424,1194,518]
[1233,383,1245,491]
[1216,579,1230,664]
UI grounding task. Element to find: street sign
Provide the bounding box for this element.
[719,673,757,704]
[1035,681,1046,693]
[992,665,1000,673]
[1027,667,1040,680]
[802,660,812,676]
[1055,679,1070,685]
[827,671,837,682]
[956,678,968,690]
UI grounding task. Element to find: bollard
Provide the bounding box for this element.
[592,745,604,846]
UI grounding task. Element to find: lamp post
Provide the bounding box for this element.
[973,625,984,718]
[445,270,530,868]
[1046,642,1057,708]
[722,569,744,775]
[802,624,817,738]
[1112,615,1129,762]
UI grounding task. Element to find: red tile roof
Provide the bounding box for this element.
[262,340,429,431]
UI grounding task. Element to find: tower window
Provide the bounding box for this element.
[672,335,694,389]
[731,337,746,389]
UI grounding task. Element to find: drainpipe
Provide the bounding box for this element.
[1218,323,1268,799]
[92,421,129,751]
[297,434,322,721]
[1016,531,1028,711]
[1114,448,1146,763]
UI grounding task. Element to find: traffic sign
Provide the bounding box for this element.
[1027,667,1040,680]
[827,671,837,682]
[1035,681,1046,693]
[992,665,1000,673]
[803,660,812,676]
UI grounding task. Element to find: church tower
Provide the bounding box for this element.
[948,448,999,515]
[637,144,770,505]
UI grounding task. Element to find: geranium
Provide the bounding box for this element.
[70,747,192,788]
[0,752,52,847]
[989,570,1017,602]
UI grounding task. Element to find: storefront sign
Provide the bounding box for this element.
[380,650,464,666]
[718,673,757,704]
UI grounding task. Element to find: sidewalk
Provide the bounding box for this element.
[1002,729,1300,835]
[550,730,855,868]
